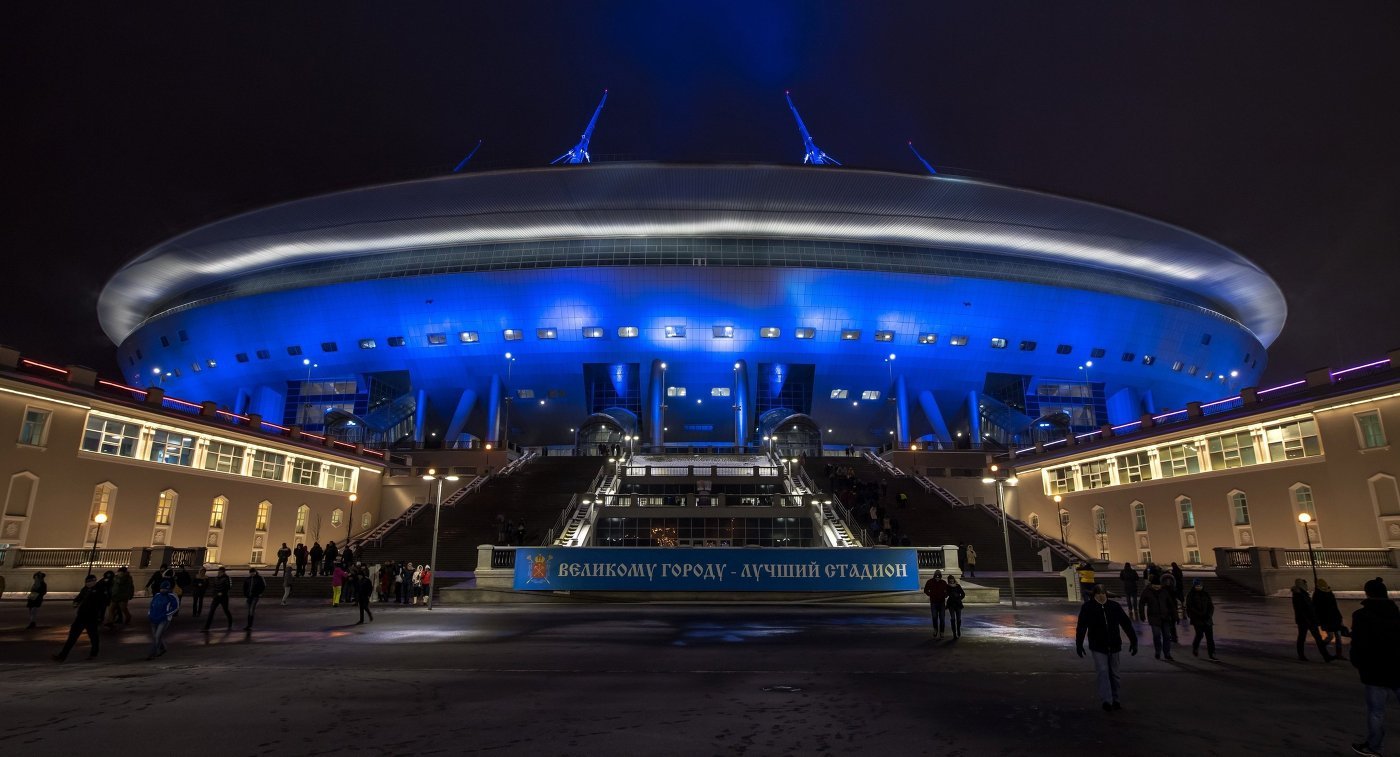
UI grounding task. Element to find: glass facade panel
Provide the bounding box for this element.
[1079,460,1111,490]
[1207,431,1258,469]
[250,450,286,481]
[1265,418,1322,460]
[149,430,197,466]
[290,458,321,487]
[203,441,245,474]
[1116,451,1152,483]
[81,415,141,458]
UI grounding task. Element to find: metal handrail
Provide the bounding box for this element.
[864,450,907,478]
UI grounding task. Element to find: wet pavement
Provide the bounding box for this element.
[0,594,1385,755]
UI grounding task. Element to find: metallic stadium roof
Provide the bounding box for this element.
[98,163,1287,345]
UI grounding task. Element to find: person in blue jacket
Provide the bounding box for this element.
[147,580,180,660]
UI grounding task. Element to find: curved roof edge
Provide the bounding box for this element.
[98,163,1287,345]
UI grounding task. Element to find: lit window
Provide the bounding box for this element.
[1020,341,1037,351]
[1142,355,1155,366]
[321,342,338,352]
[427,333,447,345]
[287,345,303,356]
[1090,348,1106,359]
[1229,491,1250,525]
[666,386,687,397]
[325,465,353,492]
[1094,506,1108,534]
[536,328,557,340]
[1079,460,1111,489]
[918,333,937,345]
[712,326,734,339]
[582,327,604,339]
[290,458,321,486]
[1202,333,1212,345]
[665,325,687,338]
[794,327,816,340]
[295,504,309,534]
[1121,352,1135,362]
[256,349,271,360]
[1157,442,1201,477]
[81,415,141,458]
[1116,451,1152,483]
[331,508,343,527]
[154,490,177,526]
[235,353,249,363]
[949,335,968,347]
[990,338,1007,349]
[503,329,523,341]
[358,339,377,350]
[874,330,894,342]
[517,389,535,399]
[711,387,731,397]
[148,430,196,466]
[618,326,639,338]
[830,389,849,399]
[459,331,479,343]
[1047,467,1076,494]
[1171,361,1183,372]
[1055,344,1072,355]
[761,327,781,339]
[209,498,226,529]
[18,408,51,446]
[361,511,371,528]
[1356,410,1387,449]
[861,390,881,401]
[841,329,861,341]
[255,501,270,531]
[387,336,406,347]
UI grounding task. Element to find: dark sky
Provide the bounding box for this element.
[3,2,1397,384]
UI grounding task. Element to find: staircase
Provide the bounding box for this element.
[805,456,1067,573]
[964,575,1069,599]
[354,457,603,570]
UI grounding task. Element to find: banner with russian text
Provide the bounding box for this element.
[512,547,919,591]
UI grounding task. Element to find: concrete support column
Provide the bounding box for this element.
[894,374,909,450]
[445,389,478,445]
[917,390,952,445]
[732,359,749,449]
[649,359,666,451]
[967,390,982,445]
[486,374,503,446]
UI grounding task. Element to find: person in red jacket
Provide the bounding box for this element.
[922,570,950,638]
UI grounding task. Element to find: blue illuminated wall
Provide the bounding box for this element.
[117,249,1266,448]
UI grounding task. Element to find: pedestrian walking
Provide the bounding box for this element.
[947,576,967,639]
[420,564,433,606]
[1293,578,1335,662]
[25,571,47,629]
[331,564,346,606]
[191,567,208,616]
[144,563,169,596]
[281,570,294,605]
[1139,576,1178,660]
[1160,573,1181,641]
[1185,579,1219,660]
[1119,562,1140,616]
[965,545,977,578]
[53,575,107,662]
[173,565,191,612]
[355,571,374,624]
[274,543,291,576]
[1348,577,1400,757]
[203,567,233,631]
[146,581,179,659]
[1076,584,1138,712]
[242,568,266,630]
[106,566,134,627]
[1077,561,1097,603]
[922,570,950,638]
[1314,578,1347,661]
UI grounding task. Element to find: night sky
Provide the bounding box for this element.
[3,3,1397,385]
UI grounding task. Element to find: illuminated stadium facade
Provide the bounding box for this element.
[97,163,1286,454]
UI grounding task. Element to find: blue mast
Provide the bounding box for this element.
[785,91,840,166]
[552,90,608,165]
[452,139,483,173]
[907,141,937,175]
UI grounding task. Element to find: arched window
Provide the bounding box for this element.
[1177,497,1195,529]
[360,511,371,528]
[88,482,117,546]
[1132,502,1148,532]
[330,508,343,527]
[255,501,271,532]
[1229,491,1250,525]
[3,471,40,544]
[1092,506,1108,534]
[295,504,309,535]
[155,490,177,526]
[1029,513,1040,531]
[209,496,227,529]
[1291,483,1321,547]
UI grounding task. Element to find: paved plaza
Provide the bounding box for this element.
[0,593,1386,755]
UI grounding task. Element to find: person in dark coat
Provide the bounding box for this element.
[1076,584,1138,711]
[1184,579,1219,660]
[242,568,267,630]
[324,541,339,574]
[294,543,308,576]
[1119,563,1140,615]
[274,543,292,576]
[1292,578,1334,662]
[1312,578,1346,661]
[355,570,375,625]
[1349,577,1400,756]
[53,575,107,662]
[191,567,208,616]
[946,576,967,639]
[922,570,950,638]
[25,571,47,629]
[309,542,324,576]
[1139,576,1178,660]
[203,567,234,631]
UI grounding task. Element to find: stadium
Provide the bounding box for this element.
[96,161,1285,456]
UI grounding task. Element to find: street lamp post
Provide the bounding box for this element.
[346,493,357,542]
[1298,512,1320,588]
[87,512,108,577]
[421,470,459,610]
[1054,494,1067,546]
[983,467,1018,608]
